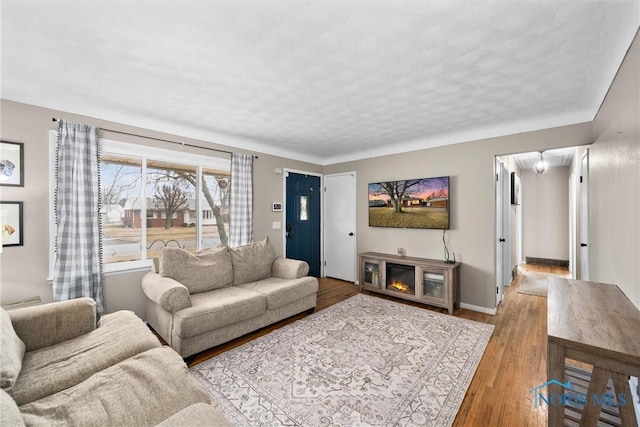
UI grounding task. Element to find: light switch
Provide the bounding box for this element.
[272,221,281,230]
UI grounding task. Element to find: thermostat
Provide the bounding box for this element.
[272,202,283,212]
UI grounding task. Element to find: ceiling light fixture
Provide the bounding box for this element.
[534,151,548,175]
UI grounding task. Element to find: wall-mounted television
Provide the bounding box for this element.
[368,176,450,229]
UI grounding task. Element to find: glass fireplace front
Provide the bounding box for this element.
[386,263,415,294]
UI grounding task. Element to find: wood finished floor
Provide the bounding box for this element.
[189,264,570,426]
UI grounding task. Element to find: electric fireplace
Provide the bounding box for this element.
[386,263,415,294]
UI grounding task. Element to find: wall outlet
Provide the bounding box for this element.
[397,248,406,256]
[272,221,281,230]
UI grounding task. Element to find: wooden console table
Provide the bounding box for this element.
[358,252,460,314]
[547,278,640,427]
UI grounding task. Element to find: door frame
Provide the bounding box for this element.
[283,168,324,276]
[579,150,589,280]
[569,171,577,278]
[323,171,357,282]
[495,157,509,307]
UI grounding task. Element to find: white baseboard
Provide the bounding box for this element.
[459,302,497,316]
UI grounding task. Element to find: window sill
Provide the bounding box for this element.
[46,260,154,285]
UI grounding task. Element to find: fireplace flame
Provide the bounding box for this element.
[389,281,411,293]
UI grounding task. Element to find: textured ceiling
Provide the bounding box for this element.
[1,1,638,164]
[512,147,575,171]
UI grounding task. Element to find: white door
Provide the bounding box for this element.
[324,172,356,282]
[495,159,506,306]
[580,150,589,280]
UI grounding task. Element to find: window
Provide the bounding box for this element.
[300,195,308,221]
[51,131,231,274]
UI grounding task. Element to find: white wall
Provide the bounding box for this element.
[521,166,571,262]
[590,32,640,308]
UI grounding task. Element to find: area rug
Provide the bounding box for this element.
[191,293,495,427]
[517,271,554,297]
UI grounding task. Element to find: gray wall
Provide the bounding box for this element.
[590,32,640,308]
[0,100,321,318]
[323,124,592,311]
[521,166,570,262]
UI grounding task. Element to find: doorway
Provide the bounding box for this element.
[284,170,322,277]
[498,146,583,295]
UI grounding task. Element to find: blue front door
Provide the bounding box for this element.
[285,172,321,277]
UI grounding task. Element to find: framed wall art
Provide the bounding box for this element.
[0,141,24,187]
[1,201,23,247]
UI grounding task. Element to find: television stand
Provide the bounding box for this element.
[358,252,460,314]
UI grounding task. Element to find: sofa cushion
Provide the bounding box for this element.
[11,310,161,406]
[237,276,319,310]
[18,347,211,426]
[1,389,25,427]
[0,308,26,392]
[229,237,277,285]
[160,246,233,294]
[173,287,266,338]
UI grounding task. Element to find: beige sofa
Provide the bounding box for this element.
[0,298,230,426]
[142,238,319,358]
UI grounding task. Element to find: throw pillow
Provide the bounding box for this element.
[229,237,277,285]
[159,247,233,294]
[0,308,26,392]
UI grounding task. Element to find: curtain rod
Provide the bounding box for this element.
[51,117,257,159]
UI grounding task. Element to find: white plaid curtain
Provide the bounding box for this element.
[229,153,253,247]
[53,120,104,313]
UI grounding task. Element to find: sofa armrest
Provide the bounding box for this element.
[8,298,96,352]
[141,272,192,313]
[272,257,310,279]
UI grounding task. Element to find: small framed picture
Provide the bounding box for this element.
[0,141,24,187]
[1,201,23,247]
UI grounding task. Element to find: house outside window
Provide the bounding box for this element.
[160,212,179,220]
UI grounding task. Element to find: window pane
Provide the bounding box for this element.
[100,156,143,263]
[300,195,308,220]
[146,161,196,258]
[201,172,230,248]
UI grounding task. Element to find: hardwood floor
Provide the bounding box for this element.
[188,264,571,426]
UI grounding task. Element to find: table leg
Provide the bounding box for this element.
[581,367,610,426]
[548,341,565,427]
[611,372,638,427]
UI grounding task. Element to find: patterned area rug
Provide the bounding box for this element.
[191,294,494,427]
